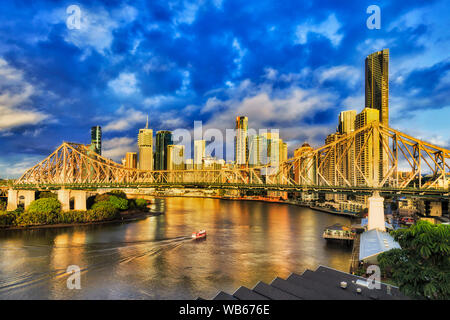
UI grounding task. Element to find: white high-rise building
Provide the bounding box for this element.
[194,140,206,170]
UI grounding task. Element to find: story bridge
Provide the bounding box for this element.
[4,122,450,211]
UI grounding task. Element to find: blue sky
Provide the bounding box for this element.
[0,0,449,177]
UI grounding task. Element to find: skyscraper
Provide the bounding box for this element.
[235,116,248,166]
[248,135,263,167]
[280,142,288,163]
[365,49,389,183]
[90,126,102,155]
[167,144,185,171]
[365,49,389,127]
[125,152,137,169]
[338,110,357,185]
[138,116,153,171]
[260,132,282,167]
[154,131,173,170]
[355,108,380,187]
[338,110,356,135]
[194,140,206,170]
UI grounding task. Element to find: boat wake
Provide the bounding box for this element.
[0,236,192,295]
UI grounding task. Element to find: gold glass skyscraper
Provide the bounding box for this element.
[365,49,389,127]
[138,116,153,170]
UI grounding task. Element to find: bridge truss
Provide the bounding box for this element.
[14,123,450,195]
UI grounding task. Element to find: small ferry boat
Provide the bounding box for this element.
[192,230,207,240]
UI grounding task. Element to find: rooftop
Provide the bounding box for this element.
[359,229,401,261]
[202,265,408,300]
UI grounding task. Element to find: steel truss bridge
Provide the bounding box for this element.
[12,122,450,198]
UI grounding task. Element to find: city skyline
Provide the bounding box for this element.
[0,0,449,178]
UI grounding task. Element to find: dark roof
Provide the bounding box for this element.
[205,265,409,300]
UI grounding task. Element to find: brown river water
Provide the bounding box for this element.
[0,197,352,299]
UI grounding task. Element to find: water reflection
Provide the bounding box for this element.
[0,197,352,299]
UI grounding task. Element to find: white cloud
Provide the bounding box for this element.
[172,1,201,25]
[102,137,136,161]
[108,73,139,95]
[391,105,450,149]
[198,79,338,151]
[318,65,361,87]
[36,5,138,56]
[0,155,44,178]
[295,14,343,47]
[340,95,364,111]
[103,107,146,132]
[232,38,247,75]
[0,58,50,131]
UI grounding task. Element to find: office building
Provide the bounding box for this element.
[155,131,173,170]
[90,126,102,155]
[338,110,357,185]
[194,140,206,170]
[280,142,288,163]
[235,116,248,166]
[185,158,194,170]
[248,135,263,167]
[167,144,185,171]
[260,132,281,167]
[338,110,356,135]
[355,108,381,187]
[125,152,137,169]
[324,132,343,186]
[138,116,153,170]
[366,49,390,183]
[365,49,389,127]
[203,156,225,170]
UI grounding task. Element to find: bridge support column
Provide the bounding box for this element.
[19,190,35,210]
[7,189,18,211]
[368,191,385,232]
[58,189,70,211]
[72,190,87,211]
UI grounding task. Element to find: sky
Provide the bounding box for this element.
[0,0,449,178]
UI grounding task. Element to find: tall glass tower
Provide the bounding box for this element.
[235,116,248,166]
[91,126,102,155]
[365,49,389,184]
[365,49,389,127]
[154,130,173,170]
[138,116,153,170]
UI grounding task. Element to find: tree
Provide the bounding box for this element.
[38,191,57,199]
[135,198,148,209]
[108,195,128,210]
[22,198,62,224]
[378,220,450,299]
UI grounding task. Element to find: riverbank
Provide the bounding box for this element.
[149,193,359,219]
[0,209,162,231]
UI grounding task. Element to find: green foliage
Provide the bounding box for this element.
[378,221,450,300]
[58,211,88,224]
[108,190,127,199]
[135,198,148,209]
[108,195,128,211]
[0,200,6,211]
[17,198,62,225]
[38,191,57,199]
[0,211,16,226]
[89,201,120,221]
[94,193,111,203]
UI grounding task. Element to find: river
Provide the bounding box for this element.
[0,197,353,299]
